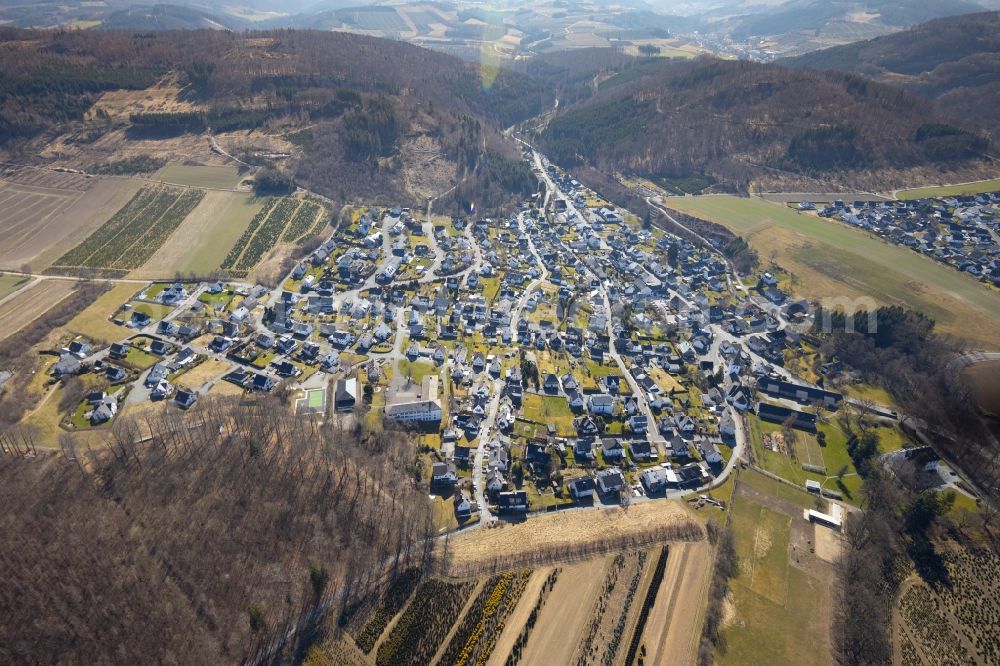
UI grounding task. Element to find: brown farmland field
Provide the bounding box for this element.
[0,280,75,342]
[0,170,131,271]
[486,567,554,666]
[639,541,713,666]
[511,558,609,665]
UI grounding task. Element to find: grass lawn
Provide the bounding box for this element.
[128,301,174,320]
[397,359,438,385]
[895,179,1000,200]
[21,383,67,444]
[583,358,620,379]
[873,423,910,452]
[175,358,227,391]
[199,290,235,310]
[648,366,685,392]
[480,276,501,303]
[720,493,831,666]
[520,392,576,434]
[124,347,159,370]
[741,469,825,511]
[525,482,573,510]
[63,283,136,343]
[0,273,31,300]
[665,195,1000,348]
[840,382,897,408]
[154,164,242,190]
[69,400,93,429]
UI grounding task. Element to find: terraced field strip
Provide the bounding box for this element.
[485,568,553,666]
[232,197,301,271]
[638,541,712,666]
[0,279,75,342]
[515,557,608,665]
[52,186,204,271]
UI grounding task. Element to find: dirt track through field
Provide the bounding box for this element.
[0,280,75,342]
[486,567,552,666]
[639,541,713,666]
[516,558,607,665]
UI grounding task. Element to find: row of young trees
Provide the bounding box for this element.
[0,396,435,664]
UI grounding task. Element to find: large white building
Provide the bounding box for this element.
[386,375,442,422]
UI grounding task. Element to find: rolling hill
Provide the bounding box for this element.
[781,11,1000,139]
[98,3,250,30]
[536,56,993,192]
[718,0,987,54]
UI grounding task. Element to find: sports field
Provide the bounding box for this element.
[153,164,242,189]
[666,195,1000,348]
[895,178,1000,200]
[135,191,265,278]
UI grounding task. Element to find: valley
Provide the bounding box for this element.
[0,12,998,666]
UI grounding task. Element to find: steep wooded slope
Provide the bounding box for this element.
[781,11,1000,139]
[538,56,992,191]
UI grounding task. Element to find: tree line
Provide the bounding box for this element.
[814,305,998,502]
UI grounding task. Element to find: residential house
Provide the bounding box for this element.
[588,394,615,416]
[335,377,358,412]
[497,490,528,513]
[175,389,197,410]
[431,462,458,488]
[596,468,627,498]
[569,476,598,502]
